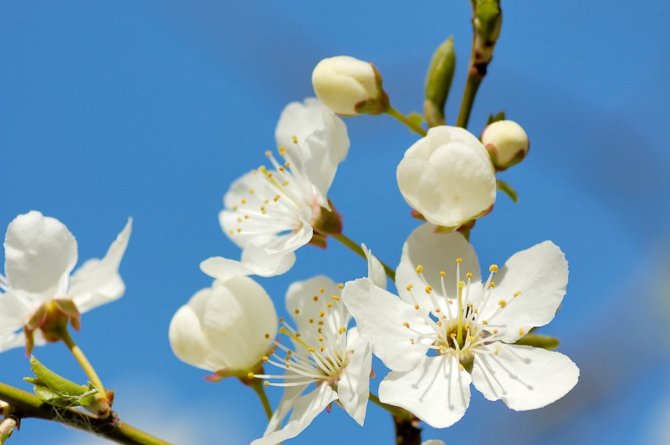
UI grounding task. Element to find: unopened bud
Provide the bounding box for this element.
[424,37,456,127]
[312,56,388,115]
[481,120,529,170]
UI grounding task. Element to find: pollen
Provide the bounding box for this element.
[319,288,325,293]
[489,281,496,288]
[466,272,473,279]
[273,195,280,202]
[415,265,424,274]
[279,146,286,155]
[292,135,298,144]
[294,309,300,315]
[313,295,319,302]
[319,311,325,318]
[498,299,507,308]
[264,333,270,339]
[402,322,410,328]
[406,284,414,291]
[456,257,463,264]
[262,356,269,362]
[518,328,525,336]
[338,327,346,334]
[414,304,420,310]
[425,285,433,294]
[489,264,499,273]
[439,271,446,277]
[514,290,522,298]
[337,283,344,289]
[248,372,255,379]
[458,281,465,288]
[309,319,314,324]
[331,295,340,301]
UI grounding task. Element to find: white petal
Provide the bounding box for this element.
[477,241,568,342]
[70,219,132,313]
[4,211,77,298]
[200,256,254,280]
[200,250,296,280]
[396,126,496,228]
[168,300,210,371]
[422,441,446,445]
[251,383,338,445]
[285,275,344,337]
[275,98,349,198]
[471,343,578,411]
[396,224,482,312]
[263,380,309,436]
[362,243,386,290]
[337,328,372,425]
[379,355,471,429]
[203,276,277,371]
[342,278,432,372]
[0,290,37,352]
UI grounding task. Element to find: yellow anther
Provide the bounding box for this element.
[498,299,507,308]
[337,283,344,289]
[434,307,441,313]
[294,309,300,315]
[318,336,324,343]
[273,195,280,202]
[319,288,325,293]
[482,320,489,325]
[489,281,496,288]
[260,206,267,214]
[326,302,333,309]
[313,295,319,302]
[456,258,463,264]
[247,372,255,379]
[309,319,314,324]
[514,290,522,298]
[320,345,326,352]
[265,150,272,158]
[466,272,473,279]
[262,356,269,362]
[232,205,238,211]
[236,228,242,233]
[308,347,316,353]
[338,327,346,334]
[241,198,247,204]
[278,317,285,323]
[281,180,289,186]
[406,284,414,291]
[439,271,446,277]
[264,333,270,339]
[244,214,249,219]
[495,346,501,356]
[263,381,270,386]
[402,322,410,328]
[278,166,285,173]
[228,230,234,235]
[415,265,424,274]
[319,311,325,317]
[237,217,242,223]
[279,146,286,155]
[518,328,525,336]
[458,281,465,288]
[318,321,324,326]
[331,295,340,301]
[285,162,291,168]
[414,304,420,310]
[489,264,499,273]
[424,285,433,294]
[493,329,499,334]
[292,135,298,144]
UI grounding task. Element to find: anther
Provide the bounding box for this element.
[489,264,499,273]
[439,271,446,277]
[313,296,319,302]
[248,372,255,379]
[337,283,344,289]
[498,299,507,308]
[466,272,473,279]
[415,265,424,274]
[425,285,433,294]
[456,258,463,264]
[514,290,522,298]
[402,322,410,328]
[292,135,298,144]
[406,284,414,291]
[489,281,496,288]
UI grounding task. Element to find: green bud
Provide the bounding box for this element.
[472,0,502,68]
[424,36,456,127]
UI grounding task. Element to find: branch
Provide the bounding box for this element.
[0,383,170,445]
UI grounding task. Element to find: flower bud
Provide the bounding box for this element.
[397,126,496,229]
[481,120,529,170]
[0,418,17,444]
[312,56,388,115]
[424,36,456,127]
[169,276,278,378]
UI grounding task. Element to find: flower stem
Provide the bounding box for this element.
[247,379,273,420]
[332,233,396,281]
[385,106,427,137]
[0,382,170,445]
[455,72,482,129]
[60,329,108,402]
[368,392,412,421]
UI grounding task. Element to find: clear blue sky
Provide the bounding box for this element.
[1,1,669,444]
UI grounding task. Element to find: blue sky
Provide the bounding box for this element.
[1,1,669,444]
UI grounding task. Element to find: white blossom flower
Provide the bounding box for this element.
[0,211,132,352]
[204,99,349,279]
[343,224,579,428]
[481,120,530,170]
[312,56,388,115]
[396,126,496,229]
[251,247,382,444]
[169,275,278,375]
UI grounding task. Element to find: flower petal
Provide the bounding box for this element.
[285,275,344,337]
[477,241,568,342]
[362,243,386,290]
[471,343,578,411]
[0,290,37,352]
[275,98,349,199]
[168,296,211,371]
[263,380,309,436]
[337,328,372,425]
[200,250,295,280]
[342,278,432,372]
[251,383,338,445]
[4,211,77,298]
[69,219,132,313]
[202,277,277,371]
[396,225,482,313]
[379,355,471,429]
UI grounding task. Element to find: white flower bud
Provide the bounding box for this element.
[396,126,496,228]
[312,56,388,115]
[169,276,278,375]
[481,120,530,170]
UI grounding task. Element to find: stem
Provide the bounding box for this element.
[332,233,396,281]
[60,330,108,401]
[386,107,427,137]
[393,416,422,445]
[369,393,413,421]
[456,73,483,128]
[248,379,273,420]
[0,383,171,445]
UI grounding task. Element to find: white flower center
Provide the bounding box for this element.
[254,286,351,388]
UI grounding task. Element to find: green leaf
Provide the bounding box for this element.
[497,179,518,203]
[514,333,560,350]
[30,356,88,396]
